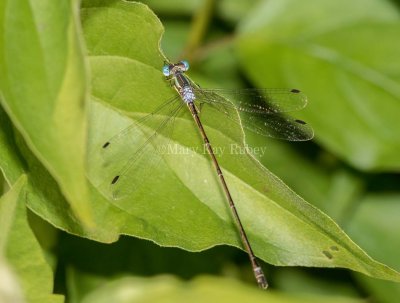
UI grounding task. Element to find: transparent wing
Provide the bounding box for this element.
[96,96,185,200]
[195,88,308,114]
[194,89,314,141]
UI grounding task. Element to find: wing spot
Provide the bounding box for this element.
[295,119,306,125]
[290,89,300,93]
[103,142,110,148]
[111,175,120,185]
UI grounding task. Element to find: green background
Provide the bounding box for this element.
[1,0,400,302]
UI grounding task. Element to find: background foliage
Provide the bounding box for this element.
[1,0,400,302]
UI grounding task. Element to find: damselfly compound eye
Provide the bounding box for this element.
[180,60,189,71]
[162,65,170,76]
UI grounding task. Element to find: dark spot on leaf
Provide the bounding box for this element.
[295,119,306,125]
[322,250,333,259]
[111,175,120,184]
[330,246,339,251]
[290,89,300,93]
[103,142,110,148]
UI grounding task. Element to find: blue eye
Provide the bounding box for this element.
[181,60,189,71]
[162,65,170,76]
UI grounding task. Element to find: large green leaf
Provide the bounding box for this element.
[0,0,91,223]
[236,0,400,171]
[0,176,64,303]
[82,0,400,282]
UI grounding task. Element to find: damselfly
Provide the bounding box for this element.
[96,60,313,289]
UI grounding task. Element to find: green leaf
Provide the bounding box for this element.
[82,0,400,282]
[0,108,25,186]
[0,101,158,244]
[160,20,191,61]
[347,194,400,303]
[0,176,64,303]
[0,105,134,243]
[274,268,361,297]
[75,274,366,303]
[0,259,26,303]
[217,0,260,24]
[0,0,92,223]
[236,0,400,171]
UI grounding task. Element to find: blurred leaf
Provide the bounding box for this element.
[347,194,400,303]
[75,274,365,303]
[62,238,242,302]
[140,0,259,26]
[353,276,400,303]
[321,170,364,224]
[346,194,400,270]
[274,268,360,297]
[236,0,400,171]
[161,20,191,60]
[81,0,400,282]
[0,176,64,303]
[0,259,26,303]
[58,235,237,279]
[0,0,91,223]
[217,0,260,24]
[66,268,107,303]
[138,0,202,16]
[190,44,243,88]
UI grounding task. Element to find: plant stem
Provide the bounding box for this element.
[180,0,215,61]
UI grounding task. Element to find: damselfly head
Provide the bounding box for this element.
[162,60,190,77]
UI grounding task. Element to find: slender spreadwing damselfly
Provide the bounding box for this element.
[95,60,314,289]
